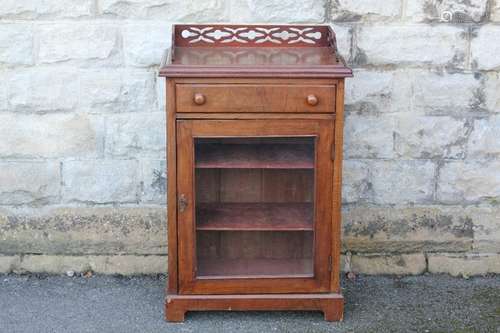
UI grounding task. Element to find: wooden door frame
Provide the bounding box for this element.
[176,119,335,295]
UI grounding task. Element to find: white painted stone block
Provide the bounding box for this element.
[411,71,481,114]
[345,70,412,113]
[369,160,435,204]
[356,25,467,67]
[467,116,500,159]
[101,0,228,21]
[394,115,470,159]
[0,0,93,19]
[0,206,167,255]
[38,23,120,66]
[123,23,171,67]
[406,0,488,23]
[79,71,122,111]
[343,205,474,253]
[428,253,500,276]
[484,72,500,113]
[465,205,500,253]
[0,113,103,158]
[331,0,401,21]
[471,25,500,70]
[120,71,158,113]
[156,76,166,112]
[140,160,166,204]
[342,160,370,204]
[230,0,325,23]
[351,253,426,275]
[105,112,166,159]
[344,115,395,158]
[0,24,33,65]
[438,161,500,203]
[329,24,352,62]
[7,68,79,112]
[0,256,21,273]
[16,255,167,275]
[0,162,60,205]
[0,72,7,111]
[92,255,167,275]
[62,160,139,204]
[79,70,158,113]
[17,255,93,274]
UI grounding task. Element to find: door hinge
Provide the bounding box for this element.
[328,255,333,272]
[331,143,336,160]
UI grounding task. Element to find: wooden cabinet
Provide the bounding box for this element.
[159,24,352,322]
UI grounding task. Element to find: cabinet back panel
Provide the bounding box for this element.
[197,231,313,260]
[196,169,314,203]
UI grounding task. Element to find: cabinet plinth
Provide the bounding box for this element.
[160,24,352,322]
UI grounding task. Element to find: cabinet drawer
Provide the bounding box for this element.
[176,84,335,113]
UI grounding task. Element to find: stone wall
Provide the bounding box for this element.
[0,0,499,276]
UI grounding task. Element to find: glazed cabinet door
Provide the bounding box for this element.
[176,119,335,295]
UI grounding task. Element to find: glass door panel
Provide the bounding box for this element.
[194,137,316,279]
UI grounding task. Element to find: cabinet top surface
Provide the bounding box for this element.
[159,24,352,78]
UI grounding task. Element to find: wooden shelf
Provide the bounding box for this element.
[197,258,313,279]
[196,203,313,231]
[195,144,314,169]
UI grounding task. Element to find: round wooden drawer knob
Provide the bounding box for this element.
[306,94,318,106]
[193,93,206,105]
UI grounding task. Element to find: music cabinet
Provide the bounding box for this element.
[159,24,352,322]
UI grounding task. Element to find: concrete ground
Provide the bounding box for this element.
[0,274,498,333]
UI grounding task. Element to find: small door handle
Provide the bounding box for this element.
[193,93,206,105]
[306,94,318,106]
[178,194,188,213]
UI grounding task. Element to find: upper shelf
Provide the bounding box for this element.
[195,143,314,169]
[159,24,353,78]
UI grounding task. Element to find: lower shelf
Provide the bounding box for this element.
[196,202,313,231]
[197,258,313,279]
[165,293,344,322]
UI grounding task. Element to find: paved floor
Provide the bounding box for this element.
[0,273,498,333]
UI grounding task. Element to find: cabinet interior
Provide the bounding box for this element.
[194,137,316,279]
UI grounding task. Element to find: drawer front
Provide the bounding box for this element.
[176,84,335,113]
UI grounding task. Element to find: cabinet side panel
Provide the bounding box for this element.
[167,79,178,293]
[331,79,345,292]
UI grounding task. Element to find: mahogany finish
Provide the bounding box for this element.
[197,258,313,278]
[159,24,352,322]
[197,203,313,231]
[176,83,335,113]
[173,25,331,47]
[165,293,343,322]
[195,143,314,169]
[160,25,352,78]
